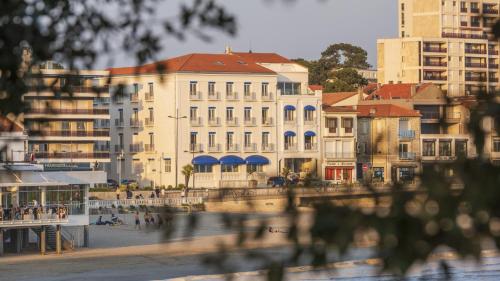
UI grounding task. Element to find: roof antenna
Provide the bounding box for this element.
[249,40,253,53]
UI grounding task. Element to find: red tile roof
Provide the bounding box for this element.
[322,92,358,105]
[322,105,358,113]
[232,52,292,63]
[366,83,432,100]
[357,104,421,117]
[109,53,278,75]
[363,83,379,94]
[309,85,323,91]
[0,117,23,132]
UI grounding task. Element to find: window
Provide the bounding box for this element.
[244,82,251,97]
[262,132,270,146]
[76,121,86,131]
[342,118,353,133]
[208,132,216,147]
[118,109,123,122]
[262,107,269,123]
[148,107,154,120]
[359,120,369,134]
[226,82,233,96]
[208,82,215,96]
[456,140,468,157]
[262,83,269,97]
[222,164,238,173]
[61,121,70,131]
[190,107,198,120]
[244,132,252,147]
[164,159,171,172]
[226,132,234,147]
[133,83,139,95]
[226,107,234,121]
[277,82,301,95]
[195,164,213,173]
[493,139,500,152]
[247,164,263,174]
[423,140,436,156]
[208,107,216,121]
[284,109,295,121]
[119,133,124,149]
[304,109,314,122]
[149,132,154,146]
[284,135,295,149]
[148,82,154,96]
[190,132,197,146]
[439,140,452,156]
[399,143,410,159]
[132,108,139,121]
[244,107,252,121]
[190,81,197,96]
[326,118,338,133]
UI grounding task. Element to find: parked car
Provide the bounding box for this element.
[107,179,118,188]
[267,176,286,187]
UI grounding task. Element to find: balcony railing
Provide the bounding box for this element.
[27,85,109,93]
[144,144,155,152]
[262,144,275,152]
[460,21,468,27]
[423,47,447,53]
[145,93,154,101]
[284,119,296,125]
[243,143,257,152]
[424,75,447,81]
[129,144,143,153]
[470,8,480,13]
[226,118,238,126]
[489,50,499,55]
[190,117,203,127]
[226,92,239,100]
[424,61,447,67]
[304,143,318,151]
[484,8,499,14]
[489,63,499,68]
[190,143,203,152]
[226,144,239,152]
[208,92,221,100]
[284,143,298,152]
[261,93,274,101]
[465,48,487,55]
[207,144,222,153]
[114,145,124,153]
[130,93,139,103]
[446,112,462,121]
[189,92,203,100]
[262,117,274,126]
[244,92,257,101]
[29,130,109,137]
[466,62,487,68]
[421,112,440,119]
[27,108,109,115]
[465,76,487,82]
[325,152,356,159]
[399,152,417,161]
[442,32,487,40]
[399,130,416,139]
[460,8,467,13]
[244,117,257,126]
[32,152,110,159]
[208,117,221,126]
[115,119,125,128]
[490,77,499,82]
[129,118,142,127]
[145,118,154,126]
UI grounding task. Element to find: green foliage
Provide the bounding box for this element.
[181,164,194,190]
[324,68,368,92]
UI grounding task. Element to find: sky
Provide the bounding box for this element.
[103,0,397,69]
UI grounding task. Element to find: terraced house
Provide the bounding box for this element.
[108,49,322,188]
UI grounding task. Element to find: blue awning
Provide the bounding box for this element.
[284,131,296,137]
[219,155,245,165]
[304,105,316,111]
[304,131,316,137]
[192,155,219,165]
[284,105,296,111]
[245,155,270,165]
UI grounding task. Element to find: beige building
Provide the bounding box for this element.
[378,0,500,97]
[108,51,321,188]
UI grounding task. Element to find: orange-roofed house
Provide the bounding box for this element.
[107,49,322,188]
[356,104,421,184]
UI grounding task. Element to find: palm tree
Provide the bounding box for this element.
[181,164,194,192]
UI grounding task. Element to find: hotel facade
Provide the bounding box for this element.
[108,51,322,188]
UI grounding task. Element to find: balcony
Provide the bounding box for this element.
[490,77,499,82]
[489,50,499,56]
[145,93,154,101]
[460,21,468,27]
[442,32,487,40]
[465,48,487,55]
[284,143,298,152]
[114,145,124,153]
[424,75,447,81]
[460,7,467,13]
[244,117,257,127]
[208,117,221,127]
[190,117,203,127]
[399,130,416,139]
[261,93,274,101]
[445,112,461,122]
[262,144,275,152]
[243,92,257,101]
[243,143,258,152]
[226,92,239,101]
[484,8,499,15]
[470,8,480,13]
[129,144,143,153]
[424,61,447,67]
[207,92,220,101]
[29,130,109,137]
[304,143,318,151]
[189,143,203,152]
[207,144,222,153]
[423,47,447,53]
[489,64,499,68]
[115,119,125,128]
[399,152,417,161]
[145,118,154,127]
[129,118,142,128]
[189,92,203,101]
[465,76,487,82]
[130,94,139,103]
[144,144,155,153]
[284,119,296,126]
[465,62,487,68]
[325,152,356,159]
[26,108,109,115]
[33,152,110,159]
[262,117,274,126]
[226,118,239,127]
[304,118,317,126]
[226,144,239,152]
[27,85,109,94]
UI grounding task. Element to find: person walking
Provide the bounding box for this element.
[134,211,141,230]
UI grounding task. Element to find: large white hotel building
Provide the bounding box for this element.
[108,50,322,188]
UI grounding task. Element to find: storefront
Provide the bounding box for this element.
[324,161,355,183]
[391,165,417,183]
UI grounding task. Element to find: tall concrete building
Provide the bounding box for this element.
[108,50,322,189]
[378,0,500,97]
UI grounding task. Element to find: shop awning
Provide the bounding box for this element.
[284,131,296,137]
[284,105,296,111]
[245,155,270,165]
[304,105,316,111]
[304,131,316,137]
[219,155,245,165]
[192,155,219,165]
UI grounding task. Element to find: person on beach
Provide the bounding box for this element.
[144,211,150,226]
[134,211,141,230]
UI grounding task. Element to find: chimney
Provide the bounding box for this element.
[410,84,416,96]
[369,108,376,116]
[225,45,233,54]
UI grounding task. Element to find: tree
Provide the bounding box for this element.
[181,164,194,190]
[323,68,368,92]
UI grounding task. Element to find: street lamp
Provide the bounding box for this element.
[117,150,124,187]
[184,149,204,190]
[168,109,187,188]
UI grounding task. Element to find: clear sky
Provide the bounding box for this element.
[104,0,397,69]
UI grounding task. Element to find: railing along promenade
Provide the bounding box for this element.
[88,197,204,209]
